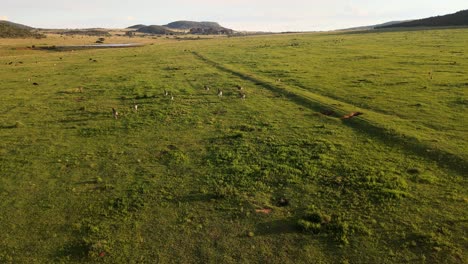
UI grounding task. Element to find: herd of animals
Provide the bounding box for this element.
[14,56,363,121]
[111,84,247,119]
[107,83,362,121]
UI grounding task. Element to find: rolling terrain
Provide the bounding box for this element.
[0,28,466,263]
[0,20,43,38]
[377,10,468,28]
[134,21,234,35]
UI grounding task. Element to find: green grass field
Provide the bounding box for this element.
[0,30,466,263]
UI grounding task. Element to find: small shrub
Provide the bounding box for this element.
[299,207,354,244]
[298,219,322,234]
[411,173,437,184]
[303,206,331,224]
[327,220,351,245]
[213,184,239,199]
[304,210,323,223]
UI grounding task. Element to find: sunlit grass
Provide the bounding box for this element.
[0,29,466,263]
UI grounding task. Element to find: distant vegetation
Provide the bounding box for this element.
[0,20,44,38]
[339,20,411,31]
[378,9,468,28]
[62,30,111,37]
[127,24,147,30]
[131,20,234,35]
[0,20,32,30]
[165,21,233,35]
[136,25,176,35]
[164,21,222,30]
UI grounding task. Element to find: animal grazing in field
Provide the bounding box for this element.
[32,82,39,86]
[236,85,243,91]
[204,85,210,91]
[276,78,281,82]
[134,103,138,112]
[171,94,174,100]
[217,89,223,97]
[112,108,119,119]
[164,89,169,96]
[342,112,363,119]
[239,92,246,100]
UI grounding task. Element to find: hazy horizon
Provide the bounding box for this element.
[1,1,467,32]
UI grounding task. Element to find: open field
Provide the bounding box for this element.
[0,29,467,263]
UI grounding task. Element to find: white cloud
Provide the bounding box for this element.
[0,15,9,20]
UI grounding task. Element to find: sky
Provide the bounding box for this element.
[1,0,467,31]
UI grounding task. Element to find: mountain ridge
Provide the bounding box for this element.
[132,20,233,35]
[338,20,412,31]
[377,10,468,28]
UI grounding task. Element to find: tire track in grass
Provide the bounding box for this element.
[192,51,467,175]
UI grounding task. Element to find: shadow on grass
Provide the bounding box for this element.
[0,124,18,129]
[192,52,467,175]
[177,193,218,203]
[54,240,88,262]
[254,218,299,236]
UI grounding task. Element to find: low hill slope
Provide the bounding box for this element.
[164,21,222,30]
[137,25,175,34]
[340,20,411,31]
[0,20,33,30]
[377,10,468,28]
[127,24,147,30]
[130,21,234,35]
[165,20,234,34]
[0,20,44,38]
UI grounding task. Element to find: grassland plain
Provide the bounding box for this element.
[0,30,466,263]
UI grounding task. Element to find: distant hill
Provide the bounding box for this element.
[134,21,234,35]
[166,20,234,35]
[136,25,175,35]
[0,20,44,38]
[377,10,468,28]
[127,24,147,30]
[0,20,33,30]
[164,21,222,30]
[339,20,411,31]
